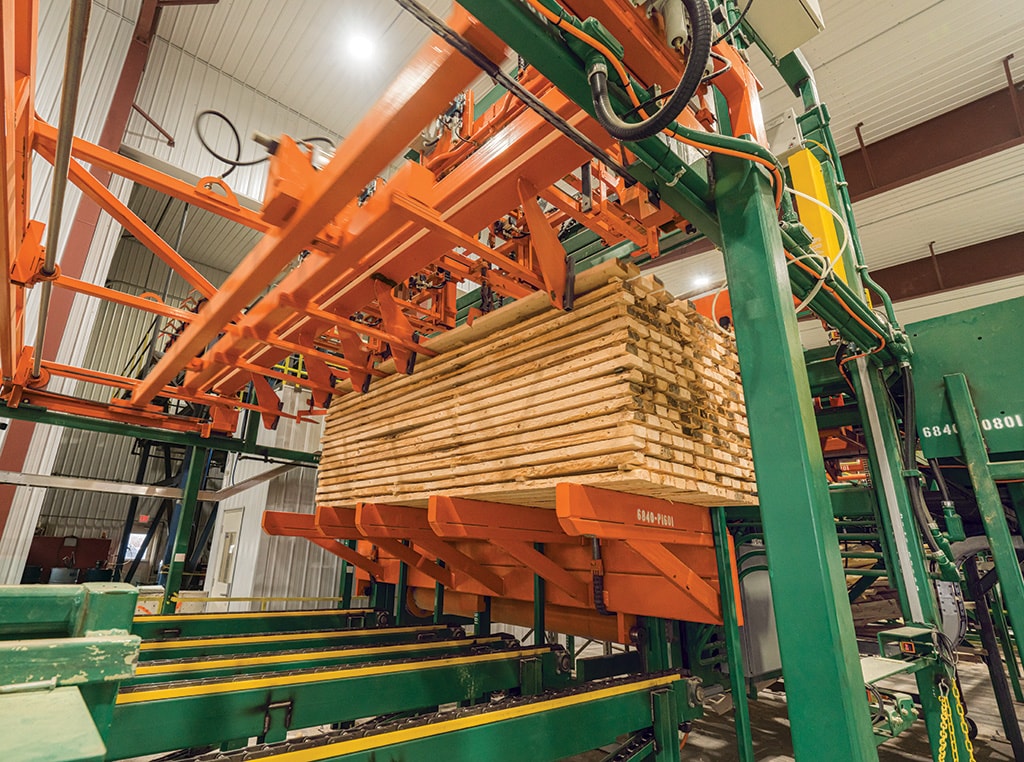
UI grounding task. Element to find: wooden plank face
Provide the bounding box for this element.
[316,268,755,510]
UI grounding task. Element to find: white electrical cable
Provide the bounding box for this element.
[785,186,852,313]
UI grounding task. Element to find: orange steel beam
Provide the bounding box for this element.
[130,10,507,406]
[17,388,222,434]
[555,483,715,547]
[53,275,196,322]
[356,502,504,596]
[32,119,268,232]
[262,511,385,577]
[197,86,602,399]
[0,0,27,379]
[36,145,217,299]
[191,174,446,395]
[39,360,299,421]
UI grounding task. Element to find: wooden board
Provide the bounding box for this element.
[318,261,757,508]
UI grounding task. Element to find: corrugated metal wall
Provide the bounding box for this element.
[36,218,230,542]
[0,2,143,582]
[205,389,335,612]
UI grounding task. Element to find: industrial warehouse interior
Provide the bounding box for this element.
[2,0,1023,760]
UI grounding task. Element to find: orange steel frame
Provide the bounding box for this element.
[0,0,763,440]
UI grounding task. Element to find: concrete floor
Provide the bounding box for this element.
[676,658,1021,761]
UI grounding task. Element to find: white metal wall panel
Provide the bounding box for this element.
[154,0,454,141]
[205,388,331,612]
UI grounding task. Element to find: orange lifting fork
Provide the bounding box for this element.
[263,485,742,644]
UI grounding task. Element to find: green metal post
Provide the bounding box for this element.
[992,585,1024,702]
[161,448,207,615]
[850,360,938,622]
[651,687,682,762]
[476,596,492,637]
[1007,484,1024,543]
[533,543,546,647]
[395,550,410,627]
[945,373,1024,666]
[713,152,877,760]
[712,507,755,762]
[433,561,445,625]
[339,540,355,609]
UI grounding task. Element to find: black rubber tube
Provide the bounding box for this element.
[587,0,712,142]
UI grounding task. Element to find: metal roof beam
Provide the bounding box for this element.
[869,231,1024,302]
[844,78,1024,202]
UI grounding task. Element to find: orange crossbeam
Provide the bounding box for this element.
[130,10,506,407]
[262,511,385,577]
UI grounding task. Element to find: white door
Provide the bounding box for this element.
[209,508,243,607]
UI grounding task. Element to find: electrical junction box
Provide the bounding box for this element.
[764,109,803,161]
[878,625,936,661]
[744,0,824,59]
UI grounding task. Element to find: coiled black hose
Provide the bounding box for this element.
[587,0,712,142]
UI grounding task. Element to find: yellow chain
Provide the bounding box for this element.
[950,679,977,762]
[937,686,949,762]
[937,679,977,762]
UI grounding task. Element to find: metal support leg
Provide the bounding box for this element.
[946,373,1024,666]
[396,550,410,626]
[533,543,545,647]
[651,687,682,762]
[476,596,492,637]
[964,557,1024,757]
[713,507,755,762]
[433,560,445,624]
[160,447,207,614]
[114,443,150,580]
[337,540,353,610]
[713,153,877,760]
[992,585,1024,702]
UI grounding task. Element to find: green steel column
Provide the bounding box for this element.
[533,543,546,647]
[160,448,207,615]
[712,507,754,762]
[1008,484,1024,543]
[433,561,446,625]
[395,549,410,627]
[992,585,1024,702]
[651,687,682,762]
[945,373,1024,663]
[713,153,877,760]
[476,596,492,637]
[850,360,938,623]
[339,540,355,609]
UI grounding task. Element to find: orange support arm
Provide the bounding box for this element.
[130,10,507,406]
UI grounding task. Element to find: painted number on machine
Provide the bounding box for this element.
[636,508,675,528]
[921,413,1024,439]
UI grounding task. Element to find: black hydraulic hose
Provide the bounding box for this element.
[928,458,953,504]
[901,367,943,555]
[587,0,712,142]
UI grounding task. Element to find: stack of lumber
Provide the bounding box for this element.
[317,260,756,509]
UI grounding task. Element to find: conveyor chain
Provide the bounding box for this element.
[120,639,542,696]
[182,671,688,761]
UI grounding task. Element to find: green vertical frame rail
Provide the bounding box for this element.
[713,152,877,760]
[712,506,754,762]
[945,373,1024,666]
[161,447,208,614]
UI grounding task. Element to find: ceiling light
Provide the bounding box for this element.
[346,33,377,61]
